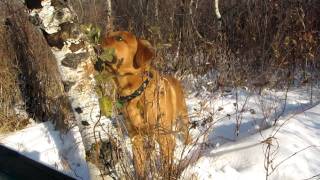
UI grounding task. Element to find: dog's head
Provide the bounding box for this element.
[98,31,154,75]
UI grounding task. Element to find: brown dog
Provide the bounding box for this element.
[99,31,191,178]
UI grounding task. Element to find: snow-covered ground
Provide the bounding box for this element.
[1,86,319,180]
[182,88,320,180]
[0,122,89,179]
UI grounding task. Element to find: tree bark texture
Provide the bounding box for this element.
[25,0,118,179]
[0,0,74,130]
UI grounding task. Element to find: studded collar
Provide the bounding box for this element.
[118,72,153,103]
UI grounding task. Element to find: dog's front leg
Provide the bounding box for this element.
[156,134,176,176]
[124,101,148,131]
[132,135,146,179]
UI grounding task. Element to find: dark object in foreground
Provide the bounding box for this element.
[0,145,75,180]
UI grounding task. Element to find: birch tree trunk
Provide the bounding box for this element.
[214,0,222,30]
[26,0,117,179]
[214,0,222,20]
[155,0,159,23]
[106,0,113,32]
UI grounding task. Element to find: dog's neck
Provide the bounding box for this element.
[115,71,149,97]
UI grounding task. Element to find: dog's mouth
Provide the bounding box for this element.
[93,46,128,75]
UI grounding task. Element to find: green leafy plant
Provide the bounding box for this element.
[99,96,113,117]
[80,24,101,44]
[99,47,115,63]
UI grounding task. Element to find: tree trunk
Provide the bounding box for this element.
[214,0,221,20]
[155,0,159,23]
[25,0,118,179]
[106,0,113,32]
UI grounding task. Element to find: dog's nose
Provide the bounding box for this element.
[94,45,103,55]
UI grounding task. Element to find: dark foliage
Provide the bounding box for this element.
[70,0,319,90]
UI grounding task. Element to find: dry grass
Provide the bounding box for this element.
[0,0,75,131]
[0,115,29,134]
[0,15,28,134]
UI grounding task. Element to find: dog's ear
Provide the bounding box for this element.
[133,39,155,69]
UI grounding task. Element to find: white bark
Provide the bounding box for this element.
[214,0,221,20]
[155,0,159,22]
[106,0,113,31]
[30,0,116,179]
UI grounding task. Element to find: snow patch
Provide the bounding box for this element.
[0,122,89,179]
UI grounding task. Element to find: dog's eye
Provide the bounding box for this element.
[114,35,123,41]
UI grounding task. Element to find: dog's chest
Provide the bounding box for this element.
[138,78,173,118]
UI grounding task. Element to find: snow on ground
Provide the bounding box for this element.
[187,87,319,147]
[0,59,320,180]
[0,122,89,179]
[180,86,320,180]
[181,103,320,180]
[2,1,317,179]
[1,78,319,180]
